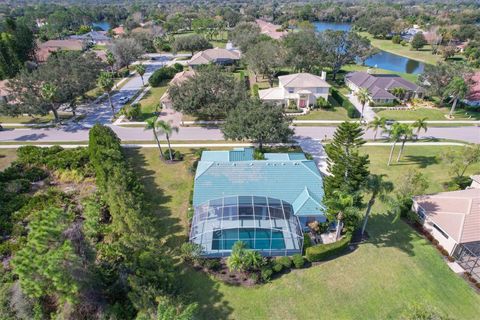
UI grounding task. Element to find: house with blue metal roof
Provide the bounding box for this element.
[190,148,326,257]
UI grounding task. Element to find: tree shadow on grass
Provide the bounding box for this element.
[394,155,439,168]
[123,147,184,249]
[366,211,423,256]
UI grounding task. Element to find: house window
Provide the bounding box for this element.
[288,88,294,94]
[433,224,449,239]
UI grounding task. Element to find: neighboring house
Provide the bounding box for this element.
[259,72,330,108]
[112,26,125,37]
[465,72,480,107]
[190,148,326,257]
[70,31,111,45]
[188,48,240,67]
[36,39,84,62]
[345,71,424,105]
[256,19,288,40]
[160,70,196,107]
[401,25,424,42]
[412,188,480,256]
[470,175,480,189]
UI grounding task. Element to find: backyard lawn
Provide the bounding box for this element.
[0,113,73,124]
[359,32,442,65]
[375,107,480,121]
[124,146,480,320]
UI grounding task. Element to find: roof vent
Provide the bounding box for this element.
[232,163,236,166]
[249,163,253,166]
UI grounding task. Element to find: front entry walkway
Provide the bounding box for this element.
[347,94,376,122]
[295,137,328,175]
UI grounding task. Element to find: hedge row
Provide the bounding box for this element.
[305,233,352,262]
[148,63,183,87]
[330,88,360,118]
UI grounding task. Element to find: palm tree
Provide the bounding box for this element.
[412,117,428,139]
[40,82,59,121]
[326,191,354,240]
[136,63,146,87]
[145,116,164,159]
[396,124,413,162]
[368,117,387,141]
[387,122,406,166]
[444,77,469,118]
[243,250,264,271]
[97,72,115,114]
[156,120,179,161]
[106,50,116,76]
[391,87,407,101]
[361,174,394,236]
[355,88,372,120]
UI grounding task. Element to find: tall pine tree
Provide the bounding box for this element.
[324,122,370,206]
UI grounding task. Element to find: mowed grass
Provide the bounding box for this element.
[0,113,72,124]
[295,107,349,120]
[375,107,480,121]
[0,149,17,170]
[124,146,480,320]
[359,32,442,65]
[137,85,168,121]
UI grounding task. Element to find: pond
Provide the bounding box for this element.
[92,21,111,31]
[314,21,425,74]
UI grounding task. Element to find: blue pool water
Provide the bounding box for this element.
[212,228,285,250]
[92,21,111,31]
[313,21,425,74]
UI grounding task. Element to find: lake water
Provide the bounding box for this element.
[92,21,111,31]
[313,21,425,74]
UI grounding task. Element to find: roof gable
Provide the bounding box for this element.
[279,73,330,88]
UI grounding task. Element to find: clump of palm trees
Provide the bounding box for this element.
[386,119,428,166]
[144,115,179,162]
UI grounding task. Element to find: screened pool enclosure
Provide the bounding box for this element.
[189,196,304,257]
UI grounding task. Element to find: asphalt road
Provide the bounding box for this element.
[1,125,479,144]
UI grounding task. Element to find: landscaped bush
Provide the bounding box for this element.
[303,233,313,251]
[148,66,177,87]
[16,146,90,172]
[172,63,184,72]
[432,239,439,246]
[445,176,472,191]
[167,149,184,161]
[272,263,283,273]
[315,96,331,109]
[261,267,273,282]
[276,256,292,268]
[291,254,305,268]
[306,233,352,262]
[251,84,259,98]
[331,88,360,118]
[119,103,141,120]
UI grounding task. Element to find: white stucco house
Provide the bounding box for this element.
[258,72,330,108]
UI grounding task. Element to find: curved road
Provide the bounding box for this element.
[1,125,479,144]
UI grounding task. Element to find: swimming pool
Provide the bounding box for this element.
[211,228,286,250]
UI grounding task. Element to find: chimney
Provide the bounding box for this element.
[321,71,326,80]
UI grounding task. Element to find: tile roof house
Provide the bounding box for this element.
[345,71,424,104]
[0,80,10,103]
[256,19,288,40]
[188,48,240,67]
[259,72,330,108]
[70,31,111,45]
[160,70,196,107]
[36,39,84,62]
[190,148,326,257]
[412,188,480,255]
[465,72,480,107]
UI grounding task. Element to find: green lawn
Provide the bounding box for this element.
[375,107,480,121]
[295,107,349,121]
[124,146,480,320]
[0,113,73,124]
[0,149,17,171]
[359,32,442,65]
[136,85,168,121]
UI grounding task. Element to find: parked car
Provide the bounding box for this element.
[119,97,129,104]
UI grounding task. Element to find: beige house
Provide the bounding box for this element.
[255,19,287,40]
[160,70,196,107]
[188,48,240,67]
[412,188,480,255]
[259,72,330,109]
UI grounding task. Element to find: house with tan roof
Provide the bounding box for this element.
[465,72,480,107]
[412,188,480,255]
[259,72,330,109]
[256,19,287,40]
[160,70,196,107]
[188,48,240,67]
[345,71,424,104]
[36,39,84,62]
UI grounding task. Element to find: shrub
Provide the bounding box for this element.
[316,97,330,109]
[180,242,203,264]
[148,67,177,87]
[306,233,352,262]
[476,283,480,289]
[172,63,183,72]
[330,88,359,118]
[249,273,259,283]
[202,258,221,271]
[432,239,439,246]
[119,103,141,120]
[253,149,265,160]
[447,256,455,262]
[272,263,283,273]
[447,176,473,190]
[303,233,313,251]
[167,149,184,161]
[251,84,259,98]
[291,254,305,268]
[392,35,401,44]
[276,256,292,269]
[261,268,273,282]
